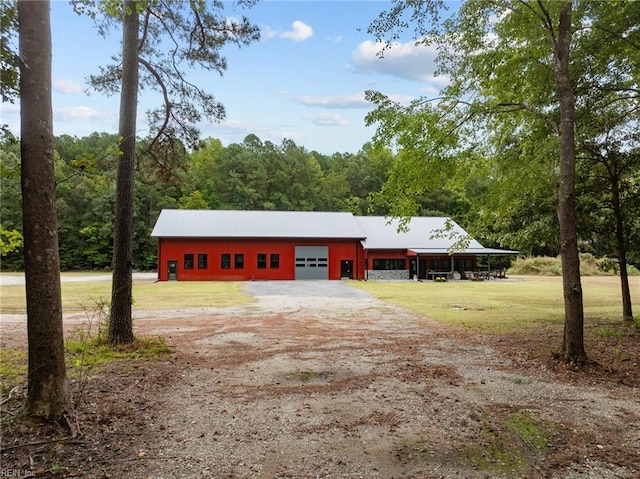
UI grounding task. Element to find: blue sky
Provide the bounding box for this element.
[2,1,453,155]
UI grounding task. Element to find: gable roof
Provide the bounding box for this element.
[151,209,367,239]
[151,209,519,255]
[356,216,485,251]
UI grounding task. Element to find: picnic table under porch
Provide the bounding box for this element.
[408,248,519,282]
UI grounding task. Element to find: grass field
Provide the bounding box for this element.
[0,278,253,314]
[352,276,639,333]
[1,275,637,335]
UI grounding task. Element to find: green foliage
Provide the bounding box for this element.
[0,227,22,256]
[0,0,19,104]
[0,131,22,268]
[178,190,209,210]
[365,1,640,267]
[364,93,467,219]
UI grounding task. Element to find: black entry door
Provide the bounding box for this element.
[167,260,178,281]
[419,259,428,280]
[340,260,353,279]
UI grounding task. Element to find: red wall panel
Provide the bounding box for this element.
[157,237,364,281]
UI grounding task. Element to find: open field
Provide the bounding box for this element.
[2,274,635,327]
[1,277,639,478]
[0,274,253,313]
[353,276,640,333]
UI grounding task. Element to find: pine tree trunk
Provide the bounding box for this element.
[109,1,138,344]
[611,178,633,323]
[19,0,71,422]
[553,2,587,364]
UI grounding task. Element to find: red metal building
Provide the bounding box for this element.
[152,210,366,281]
[151,210,518,281]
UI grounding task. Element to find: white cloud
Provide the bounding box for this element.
[200,119,307,148]
[281,20,313,41]
[276,130,306,144]
[418,85,442,97]
[263,20,313,42]
[296,93,369,109]
[54,106,110,121]
[202,119,282,142]
[384,93,419,105]
[261,26,277,40]
[303,113,349,126]
[296,92,416,109]
[53,78,85,94]
[351,39,445,84]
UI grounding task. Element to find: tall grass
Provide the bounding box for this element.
[508,254,640,276]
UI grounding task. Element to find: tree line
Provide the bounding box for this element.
[1,129,638,273]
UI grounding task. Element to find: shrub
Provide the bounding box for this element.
[507,255,640,276]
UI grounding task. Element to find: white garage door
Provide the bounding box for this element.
[294,246,329,280]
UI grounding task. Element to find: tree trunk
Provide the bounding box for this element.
[109,0,139,344]
[610,176,633,324]
[18,0,71,422]
[553,2,587,364]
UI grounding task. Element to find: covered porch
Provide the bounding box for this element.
[407,248,520,281]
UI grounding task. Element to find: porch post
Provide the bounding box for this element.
[450,254,455,280]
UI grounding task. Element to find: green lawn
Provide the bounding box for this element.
[351,276,639,333]
[0,277,253,314]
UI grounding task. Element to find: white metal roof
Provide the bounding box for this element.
[356,216,486,251]
[151,209,367,239]
[151,210,519,255]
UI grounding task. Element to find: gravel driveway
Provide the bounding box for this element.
[129,281,640,478]
[244,280,377,298]
[2,279,639,478]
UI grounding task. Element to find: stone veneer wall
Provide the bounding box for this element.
[366,269,410,281]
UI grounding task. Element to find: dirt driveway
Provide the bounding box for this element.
[3,281,639,478]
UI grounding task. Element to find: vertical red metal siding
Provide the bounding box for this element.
[157,237,364,281]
